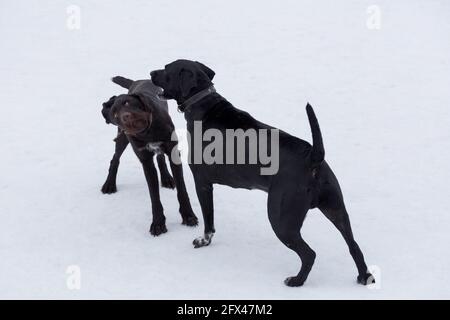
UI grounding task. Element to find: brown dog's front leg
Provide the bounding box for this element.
[139,153,167,236]
[101,129,129,194]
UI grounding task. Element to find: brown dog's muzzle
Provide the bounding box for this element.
[119,111,152,136]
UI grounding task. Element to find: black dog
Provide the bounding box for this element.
[151,60,373,286]
[101,76,198,235]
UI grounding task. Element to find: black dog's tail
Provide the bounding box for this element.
[306,103,325,167]
[111,76,133,89]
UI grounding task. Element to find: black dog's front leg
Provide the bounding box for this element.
[101,129,129,194]
[138,152,167,236]
[167,150,198,227]
[192,174,215,248]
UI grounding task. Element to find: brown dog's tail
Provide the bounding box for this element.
[111,76,133,89]
[306,103,325,167]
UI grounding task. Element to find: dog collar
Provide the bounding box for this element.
[178,86,216,113]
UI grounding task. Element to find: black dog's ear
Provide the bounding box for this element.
[195,61,215,81]
[180,68,197,97]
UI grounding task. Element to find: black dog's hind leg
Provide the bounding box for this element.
[318,164,374,285]
[268,185,316,287]
[101,129,129,194]
[167,148,198,227]
[267,177,316,287]
[319,205,374,285]
[192,174,214,248]
[156,154,175,189]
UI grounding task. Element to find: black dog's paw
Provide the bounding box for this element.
[357,273,375,285]
[284,276,306,287]
[182,214,199,227]
[193,237,210,248]
[101,180,117,194]
[193,232,214,248]
[149,222,168,236]
[160,175,176,189]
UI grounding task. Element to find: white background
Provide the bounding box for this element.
[0,0,449,299]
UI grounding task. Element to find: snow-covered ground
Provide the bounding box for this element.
[1,0,449,299]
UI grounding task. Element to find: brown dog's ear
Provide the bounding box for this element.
[131,93,155,112]
[132,93,154,111]
[103,95,117,108]
[102,95,117,124]
[195,61,215,81]
[180,68,197,97]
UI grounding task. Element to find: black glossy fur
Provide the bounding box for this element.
[151,60,373,286]
[101,76,198,235]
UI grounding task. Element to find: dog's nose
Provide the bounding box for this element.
[120,112,132,124]
[150,71,157,79]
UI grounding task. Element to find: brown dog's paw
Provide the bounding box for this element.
[182,215,199,227]
[149,222,168,236]
[101,180,117,194]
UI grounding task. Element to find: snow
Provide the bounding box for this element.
[1,0,450,299]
